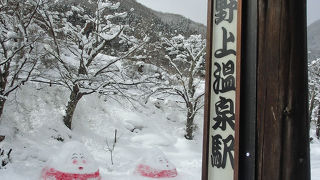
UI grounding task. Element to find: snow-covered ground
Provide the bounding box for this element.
[0,84,203,180]
[310,125,320,180]
[0,84,320,179]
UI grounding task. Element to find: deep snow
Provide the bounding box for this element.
[0,84,203,180]
[0,83,319,179]
[310,127,320,180]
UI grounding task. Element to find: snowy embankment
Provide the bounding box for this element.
[0,84,203,180]
[310,125,320,180]
[1,84,320,179]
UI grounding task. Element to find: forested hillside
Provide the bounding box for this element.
[117,0,207,37]
[308,19,320,60]
[308,18,320,180]
[0,0,206,179]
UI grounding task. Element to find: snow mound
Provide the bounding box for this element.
[131,134,174,146]
[135,149,177,178]
[45,141,99,174]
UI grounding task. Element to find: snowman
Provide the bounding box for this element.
[135,148,178,178]
[41,141,101,180]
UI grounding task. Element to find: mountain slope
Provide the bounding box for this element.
[308,19,320,60]
[55,0,206,38]
[117,0,207,38]
[153,11,206,37]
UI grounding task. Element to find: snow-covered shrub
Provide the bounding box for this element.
[0,0,44,119]
[309,58,320,139]
[144,34,206,140]
[0,147,12,169]
[35,0,149,129]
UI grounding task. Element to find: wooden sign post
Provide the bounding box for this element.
[202,0,242,180]
[203,0,310,180]
[255,0,310,179]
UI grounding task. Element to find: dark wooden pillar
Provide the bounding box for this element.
[256,0,310,180]
[239,0,257,179]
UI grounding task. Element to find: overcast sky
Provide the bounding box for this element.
[308,0,320,25]
[136,0,207,25]
[136,0,319,26]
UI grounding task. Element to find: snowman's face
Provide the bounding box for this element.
[71,152,87,171]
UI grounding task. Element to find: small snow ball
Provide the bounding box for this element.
[135,149,178,178]
[41,141,101,180]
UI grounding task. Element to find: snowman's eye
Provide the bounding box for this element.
[71,153,79,159]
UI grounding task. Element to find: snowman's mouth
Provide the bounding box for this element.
[78,167,84,170]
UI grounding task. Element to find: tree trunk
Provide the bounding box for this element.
[0,98,6,121]
[0,98,6,143]
[0,70,8,121]
[309,88,316,121]
[185,103,196,140]
[63,85,83,130]
[317,105,320,139]
[0,135,5,142]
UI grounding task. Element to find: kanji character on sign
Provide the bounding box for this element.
[215,0,238,25]
[214,27,236,58]
[211,134,235,169]
[213,61,235,94]
[212,96,235,131]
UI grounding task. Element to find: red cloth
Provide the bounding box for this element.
[42,168,101,180]
[136,164,178,178]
